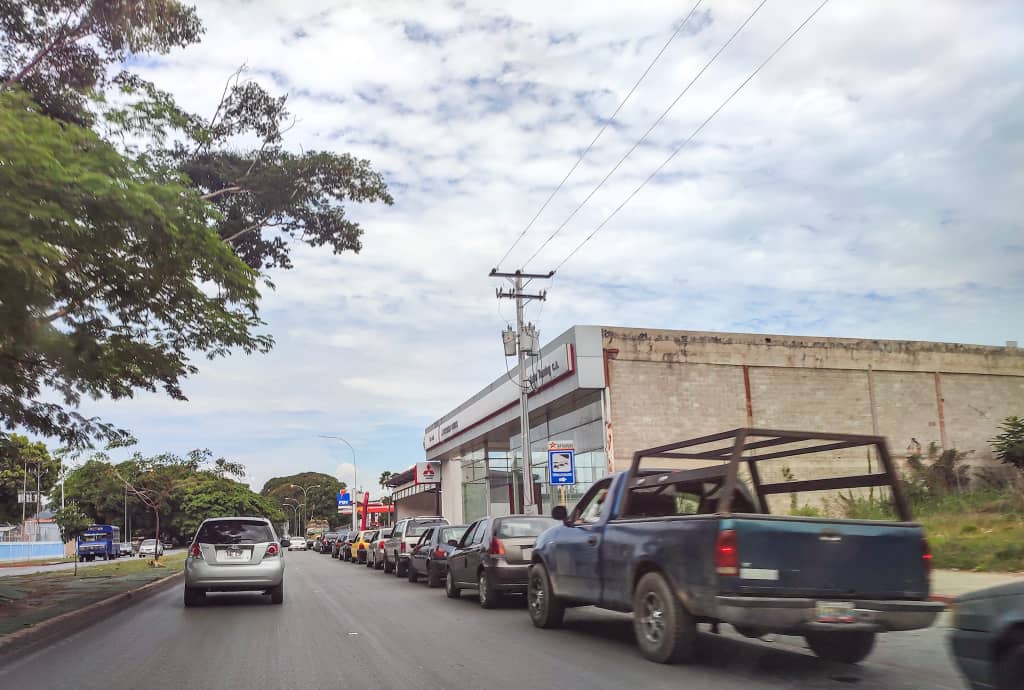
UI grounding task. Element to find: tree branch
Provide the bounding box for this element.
[200,186,244,201]
[3,7,88,89]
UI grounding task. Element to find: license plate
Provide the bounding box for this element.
[226,549,246,560]
[815,601,855,622]
[521,548,532,560]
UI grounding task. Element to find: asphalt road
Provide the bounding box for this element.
[0,550,967,689]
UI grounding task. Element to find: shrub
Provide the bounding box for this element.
[991,416,1024,472]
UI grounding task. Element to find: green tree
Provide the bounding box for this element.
[378,471,393,490]
[0,90,270,447]
[171,473,284,542]
[0,0,203,125]
[53,501,91,574]
[261,471,343,532]
[0,433,59,524]
[62,455,133,526]
[992,416,1024,472]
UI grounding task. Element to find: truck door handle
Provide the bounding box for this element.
[586,536,598,546]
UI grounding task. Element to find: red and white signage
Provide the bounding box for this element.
[415,461,440,484]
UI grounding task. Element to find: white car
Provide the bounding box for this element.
[118,542,133,557]
[287,536,307,551]
[138,539,165,557]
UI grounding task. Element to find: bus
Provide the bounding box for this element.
[77,524,121,562]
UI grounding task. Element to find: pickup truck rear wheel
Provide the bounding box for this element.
[632,572,697,664]
[528,563,565,629]
[804,630,876,664]
[383,554,394,573]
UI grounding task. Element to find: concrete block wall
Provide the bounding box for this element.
[604,329,1024,494]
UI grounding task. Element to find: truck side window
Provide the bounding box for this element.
[573,478,614,524]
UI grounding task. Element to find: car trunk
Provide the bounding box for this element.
[720,515,929,599]
[199,543,268,565]
[497,537,536,564]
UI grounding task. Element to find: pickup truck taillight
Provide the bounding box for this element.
[715,529,739,576]
[922,538,932,574]
[189,544,202,560]
[378,540,385,550]
[400,542,406,554]
[489,537,506,556]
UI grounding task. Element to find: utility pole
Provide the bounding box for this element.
[490,268,554,516]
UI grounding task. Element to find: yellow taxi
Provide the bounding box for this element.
[350,529,378,564]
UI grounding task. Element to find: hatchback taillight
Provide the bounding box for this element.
[715,529,738,576]
[378,540,385,549]
[189,544,202,560]
[433,547,446,559]
[266,543,280,557]
[489,537,506,556]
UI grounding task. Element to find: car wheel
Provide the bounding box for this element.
[804,631,876,664]
[478,570,498,609]
[528,562,565,629]
[427,562,442,588]
[445,570,461,599]
[407,562,419,583]
[632,572,697,664]
[269,583,284,605]
[383,554,394,574]
[395,557,406,578]
[183,586,204,608]
[996,636,1024,690]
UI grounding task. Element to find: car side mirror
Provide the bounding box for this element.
[281,539,290,548]
[551,505,568,523]
[447,539,459,547]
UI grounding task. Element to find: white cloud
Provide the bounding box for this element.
[64,0,1023,492]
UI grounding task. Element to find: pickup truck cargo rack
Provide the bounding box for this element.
[628,428,910,521]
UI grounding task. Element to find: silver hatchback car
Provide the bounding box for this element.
[184,517,288,607]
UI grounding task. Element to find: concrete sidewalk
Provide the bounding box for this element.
[932,568,1024,600]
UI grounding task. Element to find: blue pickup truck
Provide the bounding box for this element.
[528,428,944,664]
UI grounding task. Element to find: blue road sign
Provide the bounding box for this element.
[548,449,576,485]
[338,491,352,507]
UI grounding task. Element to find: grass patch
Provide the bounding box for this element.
[799,488,1024,572]
[70,552,185,578]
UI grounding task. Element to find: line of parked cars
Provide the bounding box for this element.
[324,514,561,609]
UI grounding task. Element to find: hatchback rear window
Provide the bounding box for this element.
[441,526,467,543]
[196,521,275,545]
[496,517,559,538]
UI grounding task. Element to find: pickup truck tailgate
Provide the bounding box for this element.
[722,516,930,599]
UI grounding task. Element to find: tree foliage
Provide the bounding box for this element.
[53,501,90,544]
[0,90,271,447]
[109,69,394,271]
[0,0,202,125]
[63,448,281,544]
[260,471,344,528]
[0,433,59,523]
[992,416,1024,472]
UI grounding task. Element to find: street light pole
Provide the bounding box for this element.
[288,484,320,536]
[281,503,298,535]
[318,435,358,531]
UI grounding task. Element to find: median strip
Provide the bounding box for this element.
[0,554,186,660]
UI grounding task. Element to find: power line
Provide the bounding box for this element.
[554,0,832,273]
[522,0,770,269]
[493,0,706,271]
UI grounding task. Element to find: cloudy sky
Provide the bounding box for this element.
[83,0,1023,494]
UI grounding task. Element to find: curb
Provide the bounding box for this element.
[0,570,184,661]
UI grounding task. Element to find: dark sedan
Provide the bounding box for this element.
[950,581,1024,690]
[336,530,358,561]
[445,515,559,608]
[408,524,469,587]
[321,532,340,556]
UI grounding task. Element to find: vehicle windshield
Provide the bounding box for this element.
[196,521,274,545]
[141,540,157,546]
[81,533,107,542]
[496,518,560,538]
[408,520,444,537]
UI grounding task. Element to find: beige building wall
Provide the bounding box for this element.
[604,328,1024,489]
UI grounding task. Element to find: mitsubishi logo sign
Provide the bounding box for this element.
[415,461,440,485]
